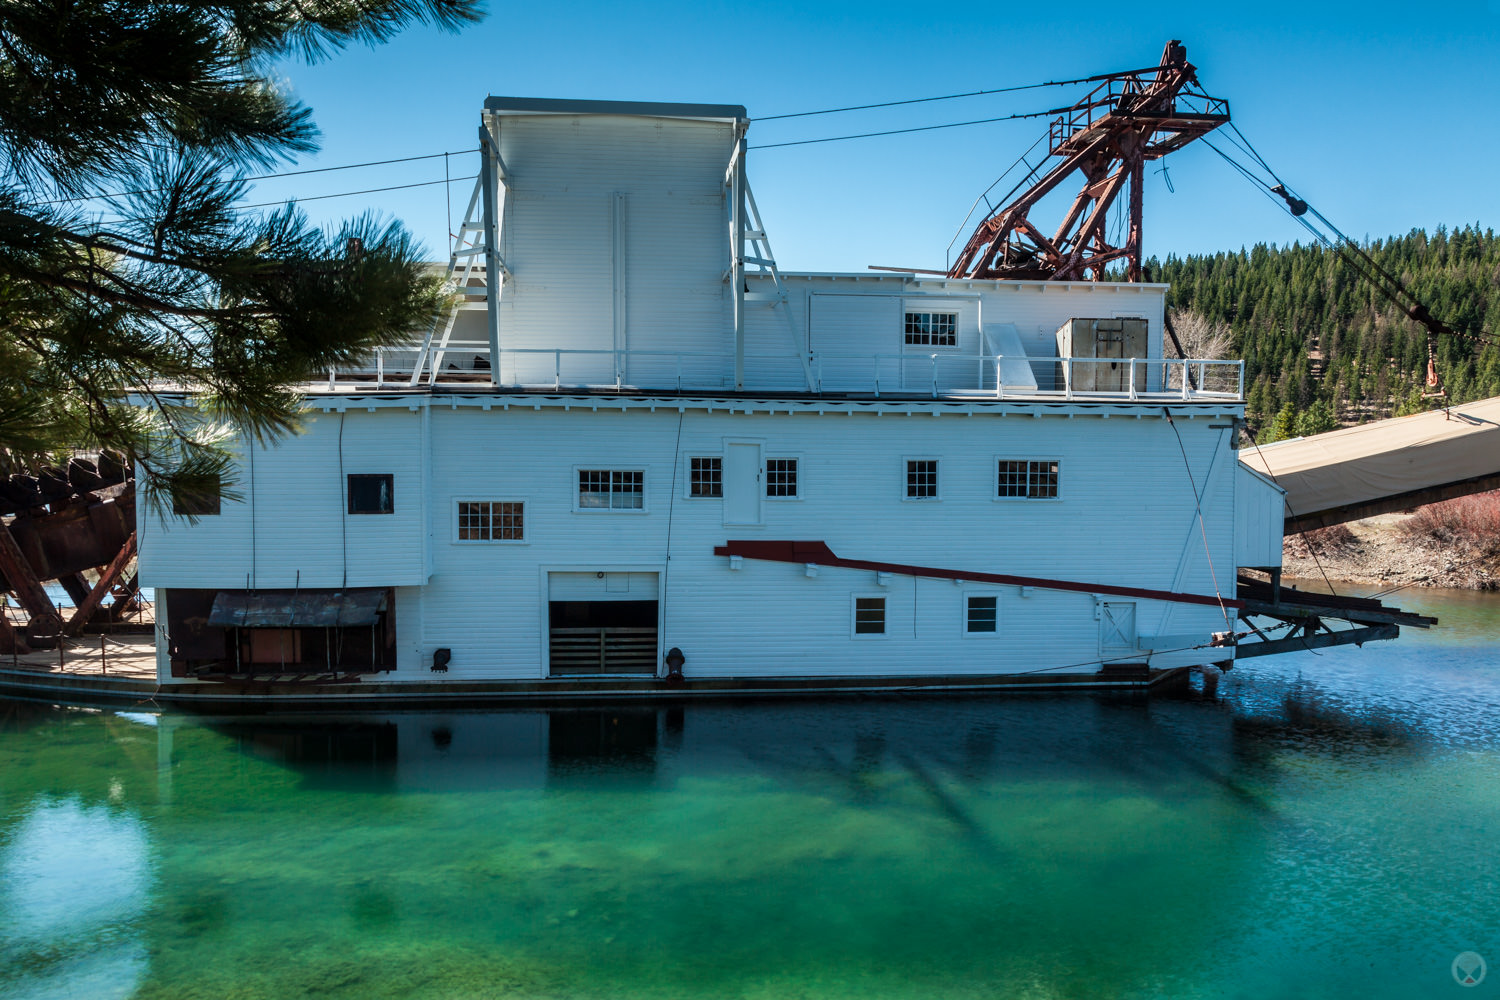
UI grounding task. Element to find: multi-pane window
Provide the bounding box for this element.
[904,311,958,347]
[997,460,1060,499]
[765,458,798,498]
[966,595,998,633]
[854,597,886,635]
[578,469,644,510]
[689,457,722,498]
[457,501,524,541]
[347,474,394,514]
[906,459,938,499]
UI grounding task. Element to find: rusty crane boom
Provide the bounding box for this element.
[948,40,1228,282]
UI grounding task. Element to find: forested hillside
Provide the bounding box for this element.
[1146,225,1500,442]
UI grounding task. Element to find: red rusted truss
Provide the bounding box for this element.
[948,41,1228,282]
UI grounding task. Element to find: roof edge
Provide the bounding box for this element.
[484,96,747,122]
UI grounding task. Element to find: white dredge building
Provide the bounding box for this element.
[140,97,1287,696]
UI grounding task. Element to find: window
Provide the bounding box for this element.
[578,469,644,510]
[171,473,221,516]
[765,458,798,498]
[906,459,938,500]
[904,311,958,347]
[348,474,394,514]
[854,597,886,635]
[966,595,998,634]
[689,457,722,498]
[457,501,524,541]
[997,460,1059,499]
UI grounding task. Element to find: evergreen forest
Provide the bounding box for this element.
[1147,225,1500,442]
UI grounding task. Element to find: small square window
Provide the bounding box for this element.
[171,473,222,517]
[348,474,394,514]
[1028,461,1059,499]
[457,501,524,541]
[689,457,722,498]
[765,458,798,498]
[579,469,644,510]
[967,596,997,633]
[904,311,958,347]
[906,459,938,499]
[854,597,886,635]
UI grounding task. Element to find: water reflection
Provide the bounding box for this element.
[0,586,1495,999]
[174,696,1254,799]
[0,798,150,1000]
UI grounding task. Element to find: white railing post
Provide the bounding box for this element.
[375,349,384,388]
[931,354,938,399]
[1128,358,1137,400]
[1180,360,1190,400]
[815,353,823,393]
[615,349,622,391]
[1238,361,1245,400]
[328,368,336,390]
[995,356,1004,400]
[554,349,562,391]
[1064,358,1073,400]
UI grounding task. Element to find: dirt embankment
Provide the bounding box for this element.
[1282,502,1500,591]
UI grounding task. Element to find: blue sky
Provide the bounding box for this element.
[257,0,1500,272]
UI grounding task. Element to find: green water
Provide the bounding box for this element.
[3,588,1499,999]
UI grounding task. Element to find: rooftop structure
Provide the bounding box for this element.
[312,95,1241,404]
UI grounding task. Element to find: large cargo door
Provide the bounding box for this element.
[547,572,659,676]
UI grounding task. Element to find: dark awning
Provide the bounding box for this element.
[207,589,387,628]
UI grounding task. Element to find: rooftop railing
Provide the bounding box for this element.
[327,347,1245,402]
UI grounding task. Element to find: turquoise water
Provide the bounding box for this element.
[2,587,1499,999]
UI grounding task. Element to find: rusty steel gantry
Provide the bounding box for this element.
[948,41,1229,283]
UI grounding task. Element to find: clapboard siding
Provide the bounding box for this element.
[161,401,1244,680]
[1235,462,1287,569]
[140,409,427,589]
[436,110,1171,395]
[740,275,1169,395]
[494,114,731,387]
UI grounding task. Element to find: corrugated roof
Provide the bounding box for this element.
[483,96,746,121]
[207,589,387,628]
[1238,396,1500,519]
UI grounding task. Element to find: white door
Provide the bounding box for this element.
[1099,602,1138,657]
[723,442,762,525]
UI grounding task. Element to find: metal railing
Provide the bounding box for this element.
[327,347,1245,401]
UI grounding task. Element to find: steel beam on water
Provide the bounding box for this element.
[1232,623,1400,659]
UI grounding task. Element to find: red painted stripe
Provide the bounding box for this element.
[712,540,1244,610]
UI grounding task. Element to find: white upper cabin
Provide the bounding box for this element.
[358,97,1238,402]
